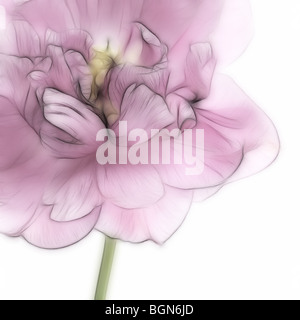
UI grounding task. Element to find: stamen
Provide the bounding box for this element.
[89,47,119,126]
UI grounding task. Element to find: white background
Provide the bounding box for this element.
[1,0,300,300]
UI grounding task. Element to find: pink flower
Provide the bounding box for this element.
[0,0,279,248]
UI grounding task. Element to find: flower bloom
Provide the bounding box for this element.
[0,0,279,248]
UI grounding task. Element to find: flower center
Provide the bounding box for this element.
[89,48,119,126]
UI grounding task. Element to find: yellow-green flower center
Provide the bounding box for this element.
[89,48,119,126]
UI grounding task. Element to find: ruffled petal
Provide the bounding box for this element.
[96,186,193,244]
[167,93,196,130]
[184,43,216,99]
[114,84,174,134]
[155,74,279,189]
[64,50,93,100]
[2,0,253,66]
[124,22,167,66]
[41,89,104,158]
[45,29,93,61]
[22,206,101,249]
[104,62,168,113]
[197,74,280,183]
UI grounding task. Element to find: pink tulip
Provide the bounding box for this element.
[0,0,279,249]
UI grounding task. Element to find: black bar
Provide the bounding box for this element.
[90,301,201,318]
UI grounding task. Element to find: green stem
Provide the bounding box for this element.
[94,236,117,301]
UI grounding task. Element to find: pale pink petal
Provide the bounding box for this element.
[0,94,50,235]
[141,0,221,50]
[196,74,280,182]
[43,45,77,96]
[10,0,75,33]
[124,23,167,66]
[96,186,193,244]
[165,43,216,100]
[211,0,254,65]
[0,20,40,56]
[105,62,168,113]
[0,201,43,237]
[46,29,93,60]
[156,75,279,189]
[22,206,101,249]
[64,50,93,100]
[41,89,104,158]
[0,54,38,119]
[44,159,102,222]
[184,43,216,99]
[97,165,164,209]
[113,84,174,134]
[166,93,196,130]
[30,45,89,100]
[63,0,145,49]
[0,170,48,236]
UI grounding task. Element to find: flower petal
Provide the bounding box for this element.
[0,20,40,56]
[0,72,50,235]
[155,74,279,189]
[105,62,168,112]
[96,186,193,244]
[64,50,93,100]
[63,0,145,50]
[41,89,104,158]
[124,22,167,66]
[115,84,174,134]
[167,93,196,130]
[46,29,93,61]
[210,0,254,65]
[22,206,101,249]
[97,164,165,209]
[44,159,102,222]
[197,74,280,183]
[184,42,216,99]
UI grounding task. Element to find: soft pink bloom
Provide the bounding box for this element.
[0,0,279,248]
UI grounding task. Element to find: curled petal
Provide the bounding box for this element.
[46,29,93,61]
[156,75,279,189]
[184,43,216,99]
[167,93,196,130]
[64,50,93,100]
[22,206,101,249]
[124,22,167,66]
[105,62,168,112]
[114,84,175,135]
[196,74,280,182]
[41,89,104,157]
